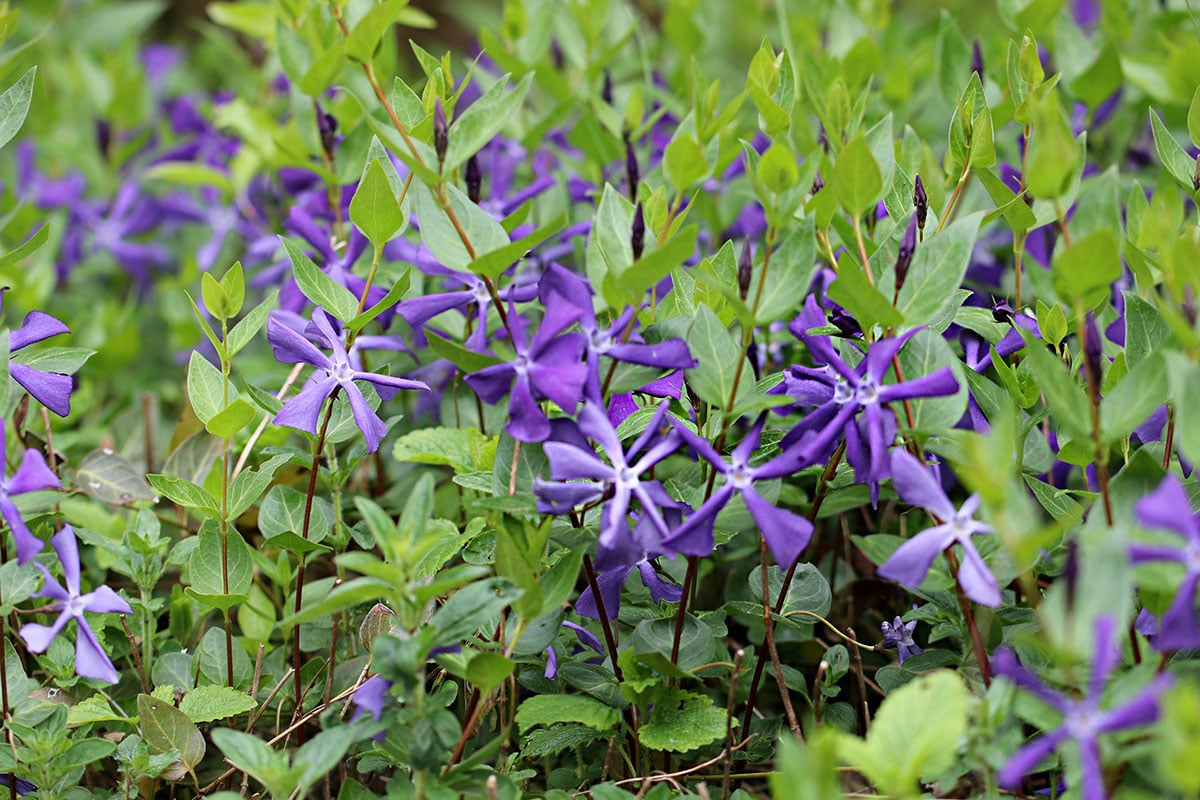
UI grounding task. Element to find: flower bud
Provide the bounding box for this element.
[913,174,928,231]
[602,69,613,105]
[811,169,825,196]
[894,213,918,293]
[991,299,1014,324]
[1193,156,1200,193]
[316,104,338,159]
[433,99,449,165]
[465,154,482,204]
[625,134,639,201]
[631,201,645,261]
[971,40,984,82]
[1082,311,1103,398]
[737,239,753,301]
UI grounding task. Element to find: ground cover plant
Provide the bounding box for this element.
[2,0,1200,797]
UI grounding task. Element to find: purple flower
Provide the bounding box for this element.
[5,292,75,417]
[0,776,35,796]
[1130,475,1200,650]
[351,675,392,722]
[993,615,1171,800]
[877,449,1000,607]
[0,423,62,565]
[545,620,605,679]
[20,526,132,684]
[780,297,959,503]
[880,615,923,663]
[464,297,589,443]
[534,400,685,569]
[664,415,816,568]
[267,308,430,453]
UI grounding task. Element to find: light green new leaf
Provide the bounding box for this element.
[1150,109,1198,194]
[833,132,882,216]
[344,0,410,63]
[443,72,533,173]
[350,159,405,247]
[828,253,903,331]
[1050,228,1121,304]
[639,688,726,752]
[179,686,256,723]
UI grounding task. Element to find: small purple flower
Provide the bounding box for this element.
[351,674,392,721]
[877,449,1000,607]
[20,526,132,684]
[545,620,605,679]
[267,308,430,453]
[993,615,1171,800]
[1130,475,1200,650]
[0,776,35,797]
[664,415,816,568]
[464,297,589,443]
[880,615,923,663]
[0,423,62,565]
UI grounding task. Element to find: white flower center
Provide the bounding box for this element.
[855,376,880,405]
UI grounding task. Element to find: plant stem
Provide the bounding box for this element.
[292,392,339,735]
[760,537,801,739]
[1,583,16,800]
[219,316,235,687]
[944,547,992,686]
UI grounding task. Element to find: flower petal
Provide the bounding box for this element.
[744,485,813,568]
[877,524,957,589]
[73,618,121,684]
[890,449,957,520]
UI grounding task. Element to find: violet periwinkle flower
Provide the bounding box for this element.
[880,615,923,663]
[267,308,430,453]
[351,674,392,722]
[0,775,35,796]
[73,182,173,290]
[4,293,75,417]
[780,297,959,503]
[993,615,1172,800]
[545,620,605,679]
[877,449,1001,607]
[0,423,62,565]
[664,416,816,569]
[20,526,132,684]
[464,297,589,443]
[534,400,685,567]
[1130,475,1200,650]
[538,263,696,399]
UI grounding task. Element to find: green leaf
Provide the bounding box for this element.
[260,484,331,543]
[187,350,225,425]
[227,292,277,357]
[684,304,749,409]
[0,67,35,151]
[143,161,234,193]
[188,520,254,599]
[837,670,967,797]
[76,448,156,504]
[749,563,832,618]
[1021,330,1091,441]
[426,330,503,372]
[466,651,515,694]
[147,474,220,515]
[67,694,130,727]
[210,729,285,791]
[428,577,521,646]
[344,0,410,63]
[443,72,533,173]
[467,213,567,279]
[1123,291,1169,366]
[263,531,332,555]
[0,224,49,268]
[828,253,903,331]
[138,694,206,774]
[977,169,1037,234]
[1101,351,1166,443]
[1152,109,1199,194]
[1026,101,1079,200]
[1190,86,1200,149]
[515,694,620,734]
[392,426,495,474]
[348,270,409,332]
[0,560,39,610]
[756,140,799,196]
[896,213,980,326]
[297,44,346,96]
[663,131,708,190]
[179,686,256,723]
[1168,353,1200,468]
[294,725,357,792]
[833,132,882,216]
[631,614,715,672]
[1036,300,1068,348]
[206,399,256,439]
[350,159,405,247]
[280,237,361,323]
[638,688,726,752]
[1051,228,1121,304]
[897,328,967,433]
[411,181,509,271]
[614,225,698,295]
[226,454,290,520]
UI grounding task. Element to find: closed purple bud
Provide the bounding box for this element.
[811,169,825,196]
[1185,286,1198,327]
[913,174,928,231]
[631,201,645,261]
[1064,537,1079,612]
[465,154,482,204]
[433,99,449,164]
[1193,156,1200,193]
[992,299,1014,323]
[737,239,753,301]
[971,40,984,82]
[894,213,918,292]
[602,70,613,105]
[1082,311,1103,398]
[96,120,111,158]
[316,103,338,158]
[625,134,639,201]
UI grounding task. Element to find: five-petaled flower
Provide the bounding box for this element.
[993,615,1171,800]
[877,449,1001,607]
[20,525,133,684]
[880,615,923,663]
[267,308,430,453]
